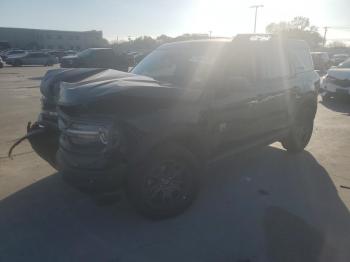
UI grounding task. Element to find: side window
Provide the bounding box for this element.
[288,42,313,74]
[226,46,256,80]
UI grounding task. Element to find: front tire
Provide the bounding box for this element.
[282,108,314,153]
[127,144,199,219]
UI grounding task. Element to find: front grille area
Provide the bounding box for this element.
[57,109,116,155]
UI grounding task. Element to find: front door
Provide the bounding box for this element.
[207,44,264,156]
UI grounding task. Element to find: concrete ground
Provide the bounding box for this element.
[0,65,350,262]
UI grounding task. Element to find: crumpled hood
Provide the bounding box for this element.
[58,70,197,106]
[40,68,108,99]
[327,68,350,80]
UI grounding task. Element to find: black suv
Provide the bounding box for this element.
[14,35,319,218]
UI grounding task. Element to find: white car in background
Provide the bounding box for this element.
[321,58,350,101]
[5,52,56,67]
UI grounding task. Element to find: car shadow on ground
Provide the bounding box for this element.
[0,146,350,262]
[320,98,350,115]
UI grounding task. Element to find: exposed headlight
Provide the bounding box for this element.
[39,96,58,121]
[60,119,121,147]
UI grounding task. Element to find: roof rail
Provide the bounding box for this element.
[233,34,274,41]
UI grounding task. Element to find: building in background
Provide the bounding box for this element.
[0,27,109,50]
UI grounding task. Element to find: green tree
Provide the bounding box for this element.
[266,17,323,49]
[156,34,173,43]
[327,41,347,48]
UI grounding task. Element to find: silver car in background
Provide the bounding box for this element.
[5,52,57,67]
[321,58,350,101]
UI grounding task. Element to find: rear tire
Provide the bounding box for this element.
[281,107,314,153]
[126,143,199,219]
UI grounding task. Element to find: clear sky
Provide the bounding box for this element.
[1,0,350,42]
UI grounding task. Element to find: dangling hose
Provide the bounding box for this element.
[8,122,46,159]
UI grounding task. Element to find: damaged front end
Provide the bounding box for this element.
[9,120,59,169]
[9,67,191,193]
[55,108,128,192]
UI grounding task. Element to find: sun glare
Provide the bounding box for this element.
[188,0,317,37]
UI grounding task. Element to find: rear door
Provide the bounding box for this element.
[253,40,292,135]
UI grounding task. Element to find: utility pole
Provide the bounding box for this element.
[209,30,212,39]
[323,26,328,47]
[250,5,264,33]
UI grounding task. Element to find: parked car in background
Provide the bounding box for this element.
[63,50,77,56]
[1,49,26,60]
[5,52,56,66]
[331,53,349,66]
[49,50,77,63]
[60,48,128,71]
[311,52,330,75]
[15,35,319,218]
[0,56,4,68]
[321,58,350,101]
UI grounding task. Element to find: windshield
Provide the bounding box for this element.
[132,46,223,85]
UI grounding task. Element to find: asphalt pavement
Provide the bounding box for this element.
[0,65,350,262]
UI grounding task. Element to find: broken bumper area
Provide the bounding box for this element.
[8,121,59,169]
[56,148,128,193]
[28,122,59,169]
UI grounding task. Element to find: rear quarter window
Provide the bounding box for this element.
[287,41,314,73]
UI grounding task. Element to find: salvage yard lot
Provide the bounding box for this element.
[0,66,350,261]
